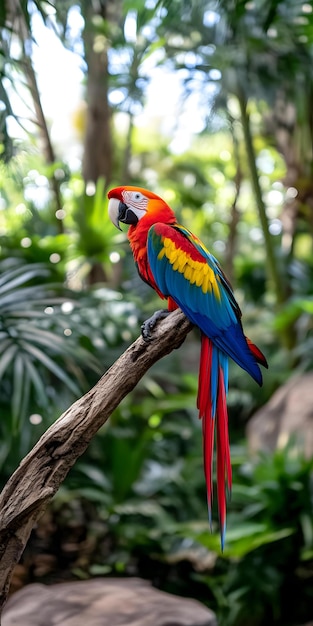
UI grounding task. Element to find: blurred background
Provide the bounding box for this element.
[1,1,313,624]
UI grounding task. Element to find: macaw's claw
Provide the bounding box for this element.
[141,309,171,342]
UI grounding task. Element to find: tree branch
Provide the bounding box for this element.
[0,310,193,613]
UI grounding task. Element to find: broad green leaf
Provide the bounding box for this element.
[20,340,80,396]
[0,343,18,380]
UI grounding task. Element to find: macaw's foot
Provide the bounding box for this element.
[141,309,171,342]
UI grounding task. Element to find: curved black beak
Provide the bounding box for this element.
[108,197,139,230]
[118,202,138,226]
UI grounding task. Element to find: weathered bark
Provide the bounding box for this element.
[0,309,193,615]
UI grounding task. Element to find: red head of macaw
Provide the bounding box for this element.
[108,185,267,548]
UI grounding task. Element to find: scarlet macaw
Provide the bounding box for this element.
[108,185,267,547]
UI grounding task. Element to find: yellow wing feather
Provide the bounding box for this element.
[157,236,221,299]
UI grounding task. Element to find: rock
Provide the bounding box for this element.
[2,577,217,626]
[247,373,313,456]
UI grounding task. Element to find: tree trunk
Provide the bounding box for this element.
[80,0,122,284]
[122,112,135,183]
[81,1,119,185]
[236,85,286,306]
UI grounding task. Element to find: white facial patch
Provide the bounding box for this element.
[122,190,149,212]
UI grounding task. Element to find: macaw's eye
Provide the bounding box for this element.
[134,192,143,200]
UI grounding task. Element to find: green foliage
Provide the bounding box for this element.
[0,259,81,420]
[0,256,139,482]
[47,435,313,626]
[178,444,313,626]
[219,446,313,626]
[72,177,118,262]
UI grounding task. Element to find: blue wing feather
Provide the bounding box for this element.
[147,222,263,385]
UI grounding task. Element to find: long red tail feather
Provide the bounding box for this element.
[197,335,232,549]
